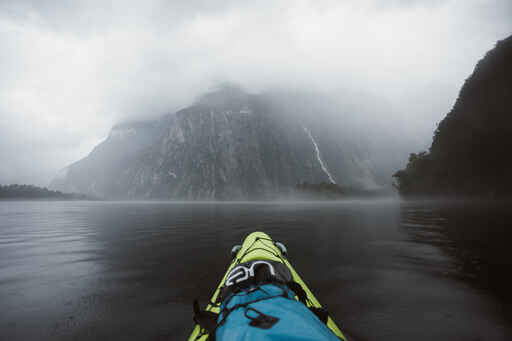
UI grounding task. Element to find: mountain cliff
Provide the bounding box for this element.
[51,86,382,199]
[394,35,512,196]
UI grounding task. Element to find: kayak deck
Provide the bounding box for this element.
[188,231,347,340]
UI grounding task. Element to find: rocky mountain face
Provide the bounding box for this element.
[51,86,381,199]
[51,120,160,198]
[394,35,512,196]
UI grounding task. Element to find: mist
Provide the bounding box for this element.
[1,0,511,186]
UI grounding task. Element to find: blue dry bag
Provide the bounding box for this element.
[215,283,340,340]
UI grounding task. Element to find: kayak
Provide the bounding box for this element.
[188,231,347,340]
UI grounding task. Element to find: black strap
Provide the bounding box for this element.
[286,281,330,325]
[244,307,280,329]
[309,306,329,324]
[220,260,292,301]
[193,300,219,334]
[286,281,308,304]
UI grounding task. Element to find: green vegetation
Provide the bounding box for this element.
[0,184,92,200]
[392,152,436,195]
[394,35,512,197]
[295,182,382,199]
[296,182,345,198]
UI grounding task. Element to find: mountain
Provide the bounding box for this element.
[393,35,512,197]
[51,120,160,198]
[51,86,384,200]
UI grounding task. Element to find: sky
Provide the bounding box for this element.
[0,0,511,186]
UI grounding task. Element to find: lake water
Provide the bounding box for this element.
[0,199,511,340]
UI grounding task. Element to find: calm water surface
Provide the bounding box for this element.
[0,199,511,340]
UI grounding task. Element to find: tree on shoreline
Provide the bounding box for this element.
[0,184,90,200]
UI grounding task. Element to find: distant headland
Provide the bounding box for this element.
[393,35,512,198]
[0,184,95,200]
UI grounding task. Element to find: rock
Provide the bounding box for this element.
[51,86,381,199]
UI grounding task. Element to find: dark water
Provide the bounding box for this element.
[0,199,511,341]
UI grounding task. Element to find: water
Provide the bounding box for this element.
[0,199,511,340]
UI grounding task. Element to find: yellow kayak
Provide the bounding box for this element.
[188,231,347,340]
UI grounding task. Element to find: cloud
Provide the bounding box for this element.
[0,0,511,185]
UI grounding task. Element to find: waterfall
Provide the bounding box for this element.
[302,125,336,184]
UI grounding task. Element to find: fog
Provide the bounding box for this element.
[0,0,511,186]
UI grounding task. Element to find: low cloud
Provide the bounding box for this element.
[0,0,511,185]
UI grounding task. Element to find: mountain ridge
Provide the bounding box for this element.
[393,35,512,196]
[51,86,384,199]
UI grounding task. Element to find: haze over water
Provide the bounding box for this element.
[0,199,510,340]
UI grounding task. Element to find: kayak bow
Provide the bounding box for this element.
[188,231,347,340]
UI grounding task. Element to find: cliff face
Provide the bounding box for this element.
[51,87,380,199]
[50,120,161,198]
[394,35,512,196]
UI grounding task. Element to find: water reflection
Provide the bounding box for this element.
[0,201,104,341]
[399,199,512,320]
[0,200,511,341]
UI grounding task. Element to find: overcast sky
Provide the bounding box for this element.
[0,0,511,186]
